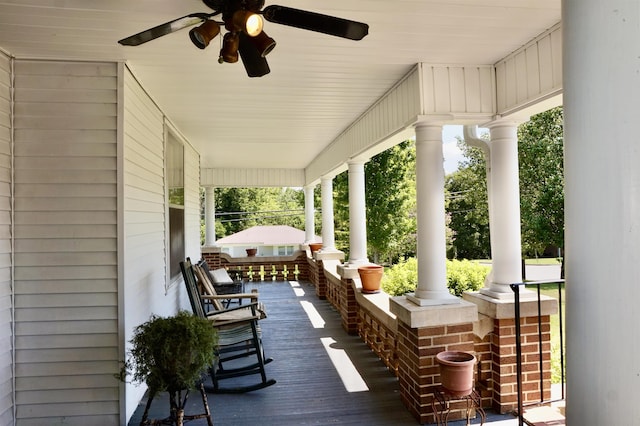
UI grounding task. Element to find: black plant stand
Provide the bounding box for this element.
[432,386,485,426]
[140,382,213,426]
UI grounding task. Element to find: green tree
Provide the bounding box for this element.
[214,187,306,237]
[365,141,416,263]
[334,140,417,263]
[518,107,564,257]
[445,107,564,260]
[445,140,490,259]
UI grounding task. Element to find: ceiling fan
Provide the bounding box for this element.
[118,0,369,77]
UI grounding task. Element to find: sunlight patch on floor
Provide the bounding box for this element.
[320,337,369,393]
[300,300,325,328]
[289,281,305,297]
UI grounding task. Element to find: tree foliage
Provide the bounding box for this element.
[445,107,564,260]
[518,107,564,256]
[214,187,306,238]
[445,140,490,259]
[334,140,417,264]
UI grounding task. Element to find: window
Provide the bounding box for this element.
[277,246,294,256]
[167,132,184,279]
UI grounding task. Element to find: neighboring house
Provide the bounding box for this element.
[216,225,320,257]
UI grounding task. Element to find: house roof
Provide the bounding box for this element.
[216,225,320,246]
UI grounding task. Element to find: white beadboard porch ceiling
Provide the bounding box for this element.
[0,0,560,171]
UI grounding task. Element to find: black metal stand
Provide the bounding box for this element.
[432,386,485,426]
[140,383,213,426]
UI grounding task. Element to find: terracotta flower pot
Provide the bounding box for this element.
[435,351,476,396]
[246,248,257,257]
[357,265,383,294]
[309,242,323,253]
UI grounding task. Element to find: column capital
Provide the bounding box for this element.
[482,117,523,130]
[347,158,367,167]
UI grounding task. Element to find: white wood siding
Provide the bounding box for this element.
[420,64,496,117]
[122,68,167,420]
[122,68,202,421]
[0,51,13,426]
[13,60,119,424]
[495,24,562,116]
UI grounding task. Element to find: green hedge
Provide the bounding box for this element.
[381,258,490,297]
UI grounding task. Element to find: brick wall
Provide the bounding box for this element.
[396,322,478,424]
[306,258,555,423]
[491,316,552,413]
[357,307,399,375]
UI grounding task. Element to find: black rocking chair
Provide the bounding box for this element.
[180,259,276,393]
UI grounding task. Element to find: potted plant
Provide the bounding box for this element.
[246,247,257,257]
[357,264,384,294]
[118,311,218,426]
[309,242,323,253]
[435,351,476,396]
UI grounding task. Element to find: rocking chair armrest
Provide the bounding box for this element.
[207,313,261,326]
[201,292,259,300]
[205,300,267,320]
[206,301,260,315]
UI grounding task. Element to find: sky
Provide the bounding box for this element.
[442,125,465,174]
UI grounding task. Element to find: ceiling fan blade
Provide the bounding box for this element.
[118,13,213,46]
[238,33,270,77]
[262,5,368,41]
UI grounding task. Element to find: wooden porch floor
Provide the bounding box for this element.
[128,280,518,425]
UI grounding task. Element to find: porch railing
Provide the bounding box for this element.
[510,279,565,426]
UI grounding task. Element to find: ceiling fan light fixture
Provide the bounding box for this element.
[189,20,221,49]
[232,10,264,36]
[250,30,276,57]
[220,32,240,63]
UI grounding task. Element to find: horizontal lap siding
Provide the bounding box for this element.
[122,69,168,421]
[0,52,13,426]
[13,60,119,424]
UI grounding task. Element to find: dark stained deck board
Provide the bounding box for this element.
[128,280,513,425]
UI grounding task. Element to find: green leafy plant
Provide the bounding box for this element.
[382,258,489,297]
[381,257,418,296]
[118,311,218,393]
[446,259,490,296]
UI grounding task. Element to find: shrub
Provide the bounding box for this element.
[118,311,218,392]
[381,258,490,297]
[381,257,418,296]
[446,259,490,296]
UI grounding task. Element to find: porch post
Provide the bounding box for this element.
[303,184,315,243]
[481,123,523,298]
[320,176,336,251]
[204,186,216,246]
[564,1,640,423]
[347,160,368,265]
[407,123,458,305]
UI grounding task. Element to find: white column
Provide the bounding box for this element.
[204,186,216,246]
[564,1,640,423]
[303,185,315,243]
[320,176,336,251]
[347,160,368,265]
[480,124,523,298]
[408,123,458,305]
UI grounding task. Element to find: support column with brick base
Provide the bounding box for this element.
[390,297,479,424]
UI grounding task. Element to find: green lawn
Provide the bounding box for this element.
[525,258,562,265]
[533,283,566,384]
